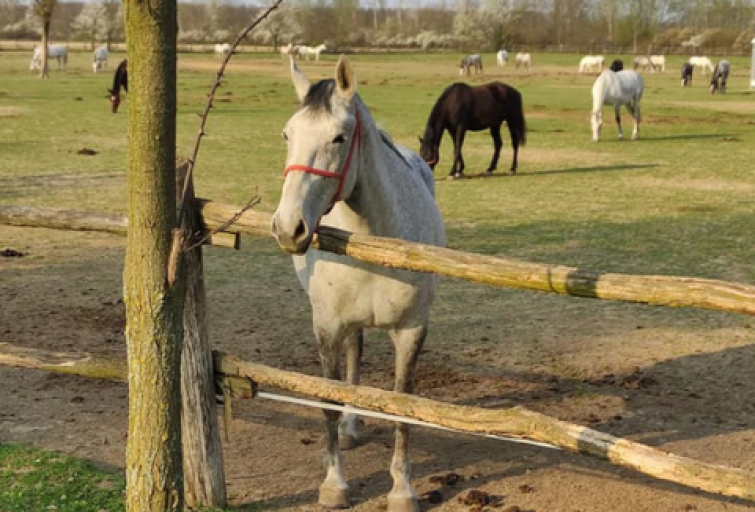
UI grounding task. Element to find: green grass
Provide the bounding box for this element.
[0,444,125,512]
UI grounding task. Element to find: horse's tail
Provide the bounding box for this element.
[504,86,527,146]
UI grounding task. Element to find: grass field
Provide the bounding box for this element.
[1,49,754,511]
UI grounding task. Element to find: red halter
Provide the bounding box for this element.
[284,110,361,205]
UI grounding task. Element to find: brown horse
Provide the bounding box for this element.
[419,82,526,179]
[108,59,128,113]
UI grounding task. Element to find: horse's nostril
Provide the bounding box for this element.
[293,219,308,242]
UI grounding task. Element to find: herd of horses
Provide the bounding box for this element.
[279,42,328,61]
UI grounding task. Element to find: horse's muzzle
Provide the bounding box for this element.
[271,215,312,255]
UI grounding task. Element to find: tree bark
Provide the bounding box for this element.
[122,0,183,508]
[40,19,50,78]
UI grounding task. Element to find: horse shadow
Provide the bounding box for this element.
[229,341,755,510]
[434,163,656,181]
[629,133,739,142]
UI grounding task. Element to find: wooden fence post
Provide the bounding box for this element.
[176,162,227,508]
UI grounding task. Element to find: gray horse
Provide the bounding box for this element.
[459,54,483,76]
[710,60,730,94]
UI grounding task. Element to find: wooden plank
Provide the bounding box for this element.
[2,342,753,502]
[3,202,755,316]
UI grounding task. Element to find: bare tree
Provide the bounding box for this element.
[122,0,183,508]
[258,0,301,49]
[32,0,56,78]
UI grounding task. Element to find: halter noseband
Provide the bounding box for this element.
[284,110,361,206]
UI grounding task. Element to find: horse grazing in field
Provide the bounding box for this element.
[420,82,526,179]
[93,46,108,73]
[297,43,327,61]
[515,52,531,70]
[681,62,694,87]
[30,44,67,71]
[271,55,446,512]
[688,56,714,75]
[214,43,231,58]
[579,55,604,73]
[591,69,643,141]
[710,60,730,95]
[609,59,624,72]
[496,49,509,66]
[633,56,653,72]
[459,54,483,75]
[650,55,665,73]
[108,59,128,114]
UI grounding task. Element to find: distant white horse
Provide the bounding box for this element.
[515,52,531,70]
[297,43,327,61]
[633,56,653,72]
[459,54,483,75]
[279,42,299,58]
[688,56,714,75]
[30,44,68,70]
[591,69,644,142]
[579,55,604,73]
[272,55,445,512]
[214,43,231,58]
[93,46,108,73]
[650,55,665,73]
[496,49,509,66]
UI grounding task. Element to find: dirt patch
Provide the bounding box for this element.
[1,228,754,512]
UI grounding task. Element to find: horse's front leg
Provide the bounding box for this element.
[486,126,502,175]
[614,104,624,140]
[451,127,466,179]
[338,329,364,450]
[386,325,428,512]
[314,322,351,509]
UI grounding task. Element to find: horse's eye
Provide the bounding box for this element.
[281,131,288,141]
[333,134,345,144]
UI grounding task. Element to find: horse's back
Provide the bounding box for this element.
[594,70,642,106]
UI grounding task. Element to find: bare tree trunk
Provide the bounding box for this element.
[122,0,183,509]
[39,19,50,78]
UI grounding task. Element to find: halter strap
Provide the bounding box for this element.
[284,110,361,206]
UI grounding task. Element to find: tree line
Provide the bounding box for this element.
[1,0,754,54]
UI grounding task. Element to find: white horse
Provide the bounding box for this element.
[30,44,67,71]
[279,42,298,58]
[650,55,665,73]
[297,43,327,61]
[93,46,109,73]
[633,56,653,72]
[591,69,644,142]
[496,49,509,66]
[271,55,445,512]
[515,52,531,70]
[459,54,483,75]
[214,43,231,58]
[579,55,604,73]
[688,56,714,75]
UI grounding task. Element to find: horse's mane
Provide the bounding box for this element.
[302,79,336,113]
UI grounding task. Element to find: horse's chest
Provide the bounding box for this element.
[295,254,434,328]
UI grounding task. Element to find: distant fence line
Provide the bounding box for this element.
[1,39,751,57]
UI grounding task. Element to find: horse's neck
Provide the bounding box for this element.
[339,104,411,236]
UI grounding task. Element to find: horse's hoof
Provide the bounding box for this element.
[485,169,495,175]
[338,434,358,451]
[319,485,351,509]
[509,169,517,176]
[387,495,420,512]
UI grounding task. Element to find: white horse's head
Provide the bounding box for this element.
[271,55,360,255]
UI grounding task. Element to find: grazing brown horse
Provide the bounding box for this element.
[419,82,526,179]
[108,59,128,113]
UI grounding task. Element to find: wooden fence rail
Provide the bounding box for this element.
[3,202,755,316]
[1,341,754,502]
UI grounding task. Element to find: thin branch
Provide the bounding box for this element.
[176,0,286,227]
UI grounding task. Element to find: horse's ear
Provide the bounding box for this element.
[289,56,310,103]
[335,54,356,100]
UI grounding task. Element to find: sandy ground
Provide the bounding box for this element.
[1,226,754,512]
